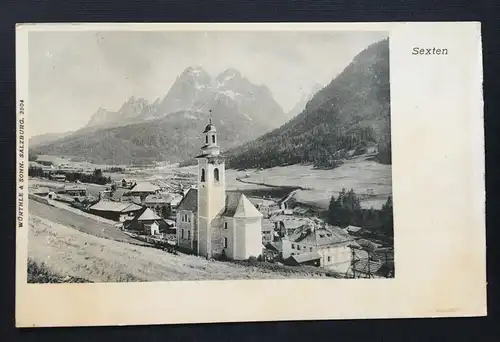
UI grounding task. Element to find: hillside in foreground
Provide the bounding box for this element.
[226,38,391,170]
[28,215,327,282]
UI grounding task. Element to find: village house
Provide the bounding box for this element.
[124,207,163,235]
[120,179,136,189]
[248,197,280,218]
[126,181,161,201]
[345,225,363,235]
[283,251,322,267]
[50,174,66,182]
[31,186,50,197]
[88,200,143,222]
[176,188,197,251]
[270,215,311,238]
[144,193,172,219]
[282,223,354,271]
[175,120,264,260]
[61,184,87,197]
[261,219,276,244]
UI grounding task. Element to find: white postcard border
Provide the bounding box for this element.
[15,22,486,327]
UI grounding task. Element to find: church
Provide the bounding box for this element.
[176,120,264,260]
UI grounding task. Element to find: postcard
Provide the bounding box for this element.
[15,22,485,327]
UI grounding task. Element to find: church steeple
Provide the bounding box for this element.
[201,110,220,156]
[195,113,226,259]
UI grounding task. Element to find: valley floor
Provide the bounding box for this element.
[224,155,391,210]
[27,214,320,283]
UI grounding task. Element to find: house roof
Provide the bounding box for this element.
[289,225,353,247]
[346,225,362,233]
[144,193,173,204]
[290,251,321,264]
[137,208,161,221]
[356,239,382,253]
[262,219,274,232]
[129,182,160,193]
[353,260,384,274]
[89,201,143,213]
[248,197,276,207]
[266,241,282,252]
[33,187,50,194]
[221,193,262,218]
[269,216,310,230]
[177,188,198,211]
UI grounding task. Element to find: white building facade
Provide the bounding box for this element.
[176,120,264,260]
[281,225,353,271]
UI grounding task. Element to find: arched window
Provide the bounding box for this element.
[214,168,220,182]
[205,135,208,144]
[212,135,216,144]
[201,168,206,182]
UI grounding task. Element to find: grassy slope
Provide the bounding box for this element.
[28,215,325,282]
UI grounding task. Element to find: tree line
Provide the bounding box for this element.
[326,188,393,240]
[28,167,112,185]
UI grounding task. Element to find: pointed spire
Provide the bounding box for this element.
[209,109,212,125]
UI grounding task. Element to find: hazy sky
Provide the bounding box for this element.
[28,30,387,137]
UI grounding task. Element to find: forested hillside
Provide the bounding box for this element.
[226,39,391,170]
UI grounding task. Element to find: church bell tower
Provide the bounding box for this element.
[196,114,226,258]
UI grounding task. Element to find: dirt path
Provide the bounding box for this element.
[28,214,315,282]
[29,199,151,247]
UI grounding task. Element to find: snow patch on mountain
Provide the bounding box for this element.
[219,89,241,100]
[217,73,235,87]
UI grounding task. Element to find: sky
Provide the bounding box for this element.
[28,30,387,137]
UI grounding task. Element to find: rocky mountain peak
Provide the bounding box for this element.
[216,68,242,87]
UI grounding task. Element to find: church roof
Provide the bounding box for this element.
[177,188,198,211]
[203,123,217,133]
[221,192,263,218]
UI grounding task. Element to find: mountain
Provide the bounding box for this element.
[29,131,75,148]
[153,66,213,117]
[213,68,286,128]
[83,67,287,131]
[32,102,268,166]
[286,83,324,119]
[226,39,391,170]
[31,66,289,165]
[85,97,155,130]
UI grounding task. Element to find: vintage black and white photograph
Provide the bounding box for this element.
[24,29,394,283]
[15,22,487,327]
